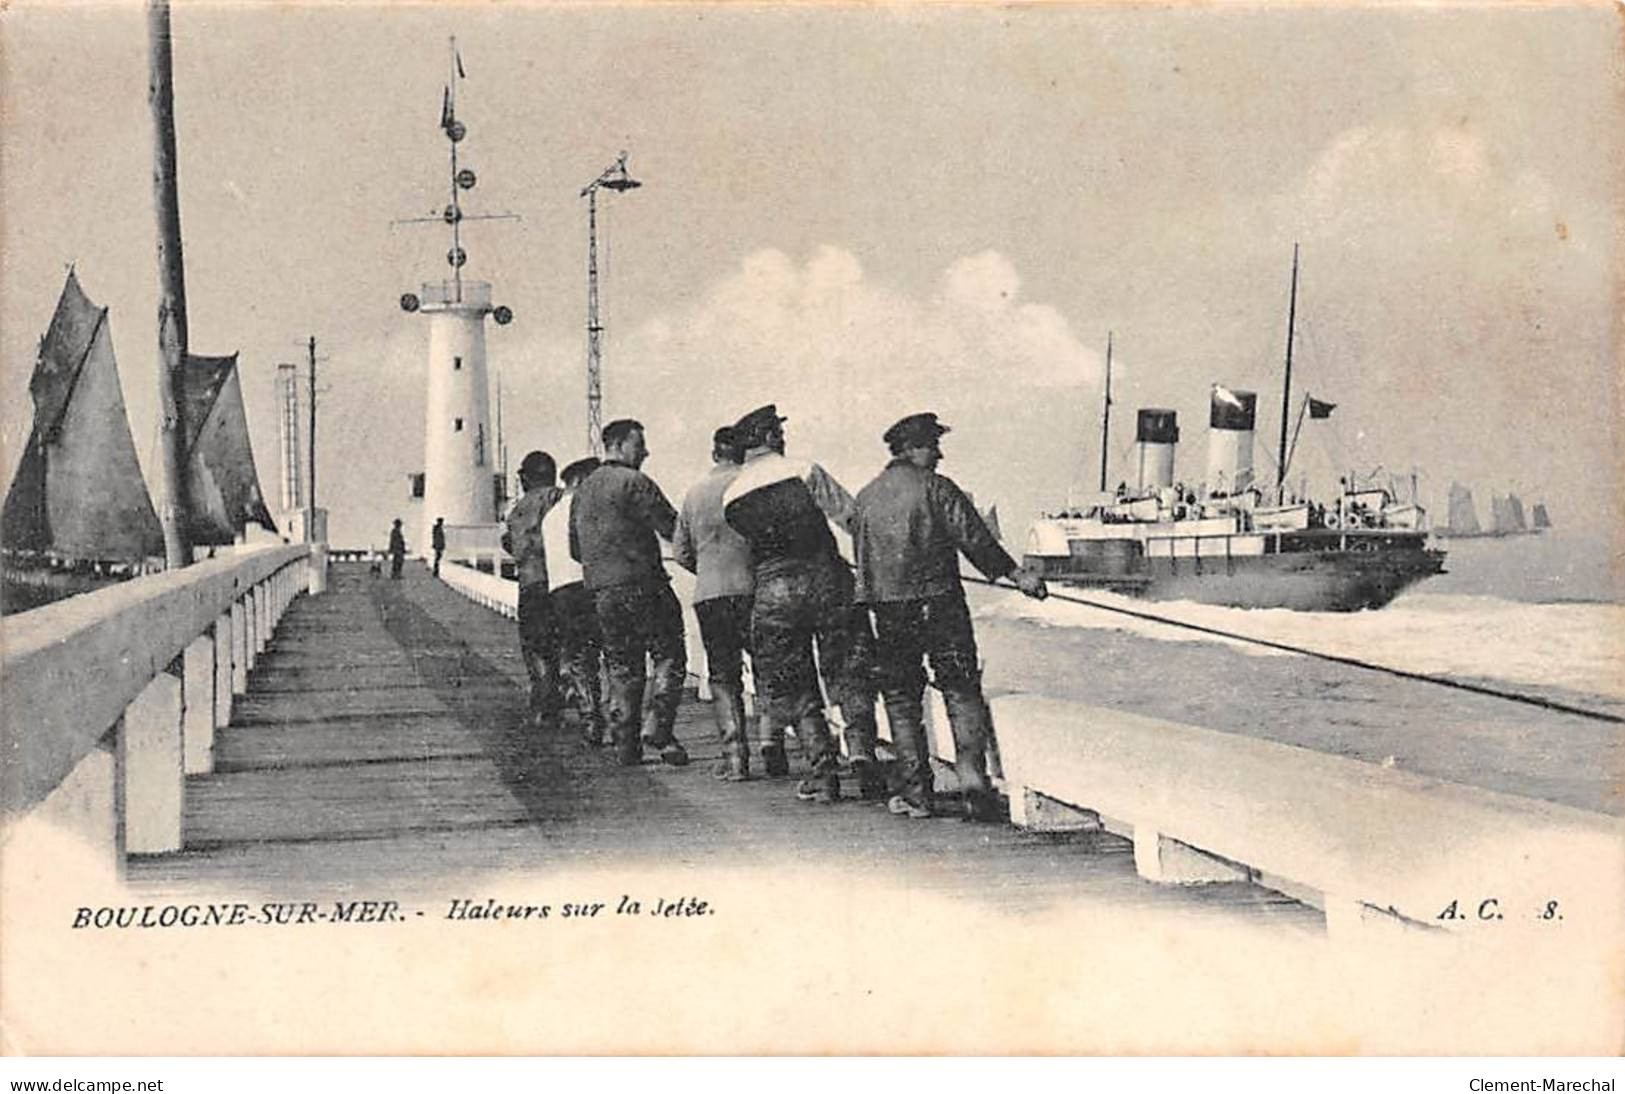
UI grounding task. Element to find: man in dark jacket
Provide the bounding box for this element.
[502,451,564,728]
[673,427,756,781]
[852,413,1047,821]
[387,519,407,579]
[431,517,446,577]
[722,405,883,805]
[569,419,689,767]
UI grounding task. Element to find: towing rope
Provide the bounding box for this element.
[963,574,1624,725]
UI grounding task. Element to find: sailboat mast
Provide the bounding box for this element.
[1275,243,1299,503]
[147,0,192,568]
[1098,331,1113,493]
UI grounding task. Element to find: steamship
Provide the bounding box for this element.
[1021,252,1445,612]
[1022,393,1446,611]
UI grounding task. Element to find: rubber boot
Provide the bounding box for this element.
[709,682,750,781]
[524,649,563,732]
[882,696,932,815]
[793,712,841,804]
[758,711,789,777]
[942,688,994,807]
[605,676,645,767]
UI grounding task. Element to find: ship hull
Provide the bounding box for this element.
[1026,537,1446,612]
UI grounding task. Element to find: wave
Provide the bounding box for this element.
[973,588,1625,705]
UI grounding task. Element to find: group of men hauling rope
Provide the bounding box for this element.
[500,405,1049,822]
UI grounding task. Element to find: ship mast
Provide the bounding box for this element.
[147,0,192,568]
[1275,242,1300,504]
[1098,331,1113,493]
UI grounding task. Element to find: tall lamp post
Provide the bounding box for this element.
[581,152,641,457]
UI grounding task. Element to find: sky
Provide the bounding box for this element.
[2,2,1619,560]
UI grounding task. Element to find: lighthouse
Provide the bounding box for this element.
[398,38,514,560]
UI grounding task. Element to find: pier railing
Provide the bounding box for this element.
[993,693,1625,940]
[1,544,315,868]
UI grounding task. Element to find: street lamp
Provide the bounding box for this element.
[581,152,642,457]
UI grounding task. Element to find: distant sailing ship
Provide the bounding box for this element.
[1438,482,1550,539]
[2,270,275,613]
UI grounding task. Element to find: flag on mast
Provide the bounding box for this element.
[440,85,452,129]
[456,48,466,79]
[1308,396,1337,419]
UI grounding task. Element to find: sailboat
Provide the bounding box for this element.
[178,351,276,544]
[2,273,165,611]
[1436,484,1547,538]
[1,271,276,614]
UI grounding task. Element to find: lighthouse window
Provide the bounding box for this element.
[454,418,464,432]
[454,356,463,371]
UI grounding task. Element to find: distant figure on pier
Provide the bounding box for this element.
[431,517,446,577]
[852,412,1048,822]
[722,404,884,805]
[569,420,689,768]
[541,457,605,747]
[502,451,564,730]
[673,426,755,781]
[387,519,407,580]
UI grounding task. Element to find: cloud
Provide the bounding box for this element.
[630,244,1097,396]
[1293,121,1591,259]
[600,246,1101,489]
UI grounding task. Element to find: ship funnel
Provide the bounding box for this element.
[1205,386,1256,496]
[1134,408,1178,490]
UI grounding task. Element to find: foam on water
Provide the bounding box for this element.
[975,589,1625,704]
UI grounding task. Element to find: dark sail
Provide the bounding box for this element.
[1489,494,1524,535]
[1506,494,1527,531]
[180,352,276,545]
[1446,483,1481,536]
[1,271,164,560]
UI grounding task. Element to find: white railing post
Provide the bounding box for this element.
[182,634,215,775]
[1132,825,1249,884]
[309,543,328,595]
[244,588,259,667]
[231,598,249,695]
[253,582,269,654]
[29,731,122,878]
[214,613,234,726]
[120,667,184,855]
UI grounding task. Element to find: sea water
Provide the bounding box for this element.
[976,527,1624,707]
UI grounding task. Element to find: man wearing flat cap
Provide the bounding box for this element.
[853,412,1048,821]
[672,426,756,781]
[722,404,885,805]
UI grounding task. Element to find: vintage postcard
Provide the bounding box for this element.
[1,0,1620,1056]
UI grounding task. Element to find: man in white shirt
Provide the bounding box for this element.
[541,457,605,747]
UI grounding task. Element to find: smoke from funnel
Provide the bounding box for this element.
[1206,386,1256,495]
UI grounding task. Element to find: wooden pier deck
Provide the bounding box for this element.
[126,563,1319,929]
